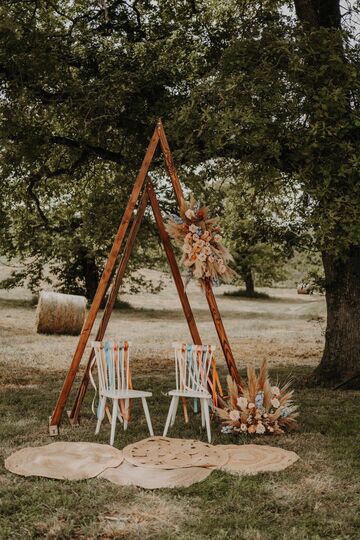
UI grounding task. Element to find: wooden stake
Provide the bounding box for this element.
[182,399,189,424]
[49,129,159,432]
[146,181,202,344]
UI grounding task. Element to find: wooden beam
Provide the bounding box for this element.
[203,278,242,386]
[49,128,160,432]
[157,119,184,207]
[68,188,150,424]
[146,181,202,344]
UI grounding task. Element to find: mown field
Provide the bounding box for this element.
[1,276,359,539]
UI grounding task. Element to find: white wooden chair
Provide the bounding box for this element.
[90,340,153,446]
[163,343,215,443]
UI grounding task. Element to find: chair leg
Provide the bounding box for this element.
[200,398,205,428]
[171,396,179,426]
[163,396,176,437]
[110,399,118,446]
[141,398,154,436]
[203,398,212,443]
[117,400,124,424]
[193,398,199,414]
[123,398,130,431]
[95,396,106,435]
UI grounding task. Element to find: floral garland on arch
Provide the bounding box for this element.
[165,196,237,287]
[214,360,299,435]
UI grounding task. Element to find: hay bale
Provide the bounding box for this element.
[35,291,87,335]
[297,284,310,295]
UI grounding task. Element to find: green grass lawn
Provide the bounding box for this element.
[1,362,359,540]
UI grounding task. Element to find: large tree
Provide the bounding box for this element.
[291,0,360,383]
[1,1,359,386]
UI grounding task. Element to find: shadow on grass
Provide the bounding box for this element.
[224,289,270,300]
[223,289,313,304]
[0,297,37,309]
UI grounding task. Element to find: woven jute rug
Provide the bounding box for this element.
[4,439,299,486]
[217,444,299,475]
[5,442,123,480]
[100,460,212,489]
[123,436,229,469]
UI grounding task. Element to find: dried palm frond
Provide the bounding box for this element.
[215,361,299,436]
[280,379,293,395]
[268,408,282,421]
[213,406,230,420]
[263,379,273,410]
[226,375,239,408]
[241,385,251,402]
[246,365,257,403]
[165,195,237,287]
[279,391,294,407]
[216,394,229,409]
[278,415,299,430]
[257,359,268,391]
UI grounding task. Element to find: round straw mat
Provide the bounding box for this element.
[218,444,299,476]
[5,442,124,480]
[123,437,229,469]
[100,460,212,489]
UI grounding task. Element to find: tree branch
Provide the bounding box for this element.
[49,136,123,163]
[27,176,50,228]
[26,150,89,230]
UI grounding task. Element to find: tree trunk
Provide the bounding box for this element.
[82,251,117,307]
[244,267,255,295]
[77,247,100,301]
[293,0,360,387]
[84,259,100,302]
[313,248,360,388]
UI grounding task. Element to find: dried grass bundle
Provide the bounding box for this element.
[214,360,299,435]
[165,196,237,287]
[35,291,86,335]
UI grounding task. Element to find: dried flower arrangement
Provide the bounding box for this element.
[215,360,299,435]
[165,196,237,286]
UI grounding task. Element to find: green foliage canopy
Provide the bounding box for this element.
[0,0,214,297]
[0,1,359,300]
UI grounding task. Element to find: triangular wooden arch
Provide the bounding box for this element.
[49,120,241,435]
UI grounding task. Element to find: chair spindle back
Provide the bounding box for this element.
[172,343,215,393]
[91,340,131,393]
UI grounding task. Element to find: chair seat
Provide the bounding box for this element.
[101,389,152,399]
[167,389,211,399]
